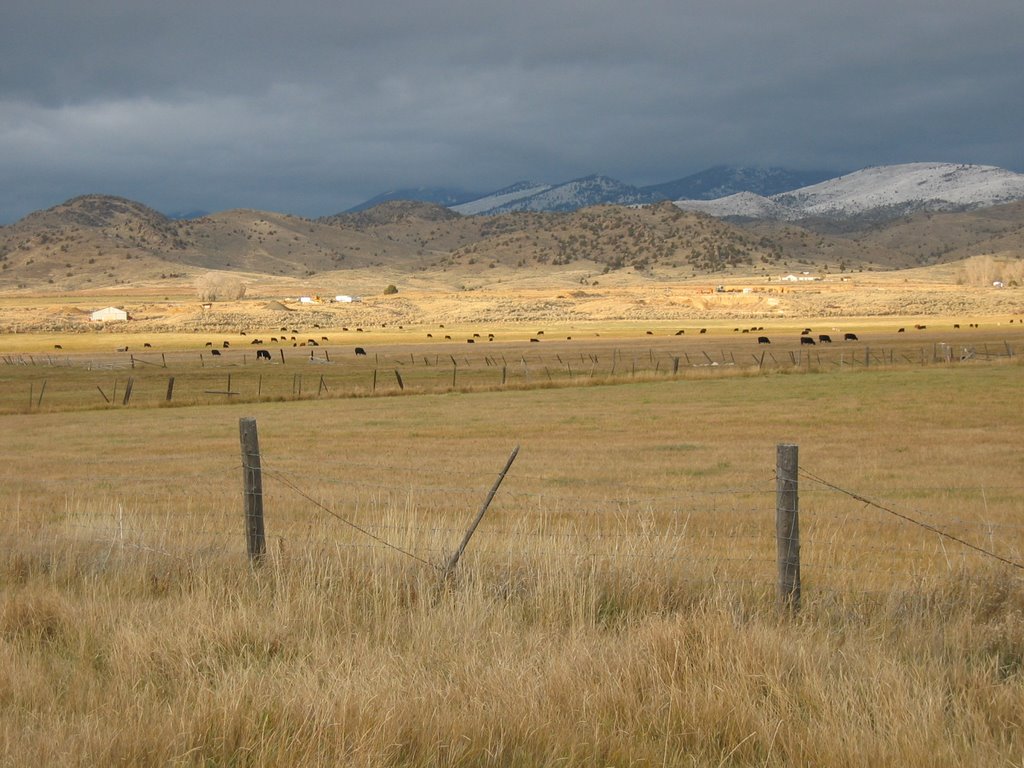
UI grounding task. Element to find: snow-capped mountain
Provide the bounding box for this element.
[674,163,1024,222]
[346,167,834,216]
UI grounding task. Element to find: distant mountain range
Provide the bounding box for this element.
[2,162,1023,292]
[348,166,837,216]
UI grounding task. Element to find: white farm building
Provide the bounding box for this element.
[91,306,129,322]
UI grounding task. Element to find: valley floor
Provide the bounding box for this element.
[0,273,1021,337]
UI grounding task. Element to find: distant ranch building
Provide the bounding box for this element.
[91,306,129,322]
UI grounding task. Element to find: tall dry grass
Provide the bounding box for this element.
[1,362,1023,765]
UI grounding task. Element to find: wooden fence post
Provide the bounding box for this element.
[776,443,800,613]
[165,376,175,402]
[239,417,266,565]
[444,445,520,576]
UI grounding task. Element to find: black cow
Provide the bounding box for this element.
[818,334,832,343]
[699,328,707,334]
[800,329,811,336]
[646,331,654,335]
[897,328,905,333]
[800,336,816,345]
[675,330,685,336]
[307,339,319,346]
[222,341,230,348]
[54,344,63,349]
[143,342,152,348]
[211,349,221,356]
[467,339,475,344]
[256,349,271,361]
[354,347,367,356]
[758,336,771,344]
[205,342,213,347]
[844,333,858,341]
[530,338,540,343]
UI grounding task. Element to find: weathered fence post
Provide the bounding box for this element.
[165,376,175,402]
[444,445,520,577]
[776,443,800,613]
[239,417,266,565]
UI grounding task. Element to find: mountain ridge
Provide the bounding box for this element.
[2,167,1023,292]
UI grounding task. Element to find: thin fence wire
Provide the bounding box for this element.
[2,445,1022,596]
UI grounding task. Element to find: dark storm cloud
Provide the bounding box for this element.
[1,0,1022,222]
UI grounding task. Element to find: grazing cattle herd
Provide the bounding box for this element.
[122,318,1015,372]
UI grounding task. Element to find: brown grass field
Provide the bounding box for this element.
[2,276,1024,766]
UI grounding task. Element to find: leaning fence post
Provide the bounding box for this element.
[776,443,800,613]
[444,445,520,577]
[239,417,266,565]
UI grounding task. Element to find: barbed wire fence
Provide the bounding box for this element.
[2,419,1022,611]
[2,337,1018,414]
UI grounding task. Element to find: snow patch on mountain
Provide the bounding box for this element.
[485,175,664,214]
[450,182,554,215]
[673,191,797,219]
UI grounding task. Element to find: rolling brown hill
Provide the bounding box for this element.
[0,193,1022,293]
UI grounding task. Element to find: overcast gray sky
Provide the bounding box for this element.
[2,0,1022,223]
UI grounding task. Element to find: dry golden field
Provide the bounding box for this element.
[1,271,1023,765]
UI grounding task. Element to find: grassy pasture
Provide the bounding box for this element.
[1,341,1023,764]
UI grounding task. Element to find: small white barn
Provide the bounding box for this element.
[335,295,361,303]
[91,306,129,322]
